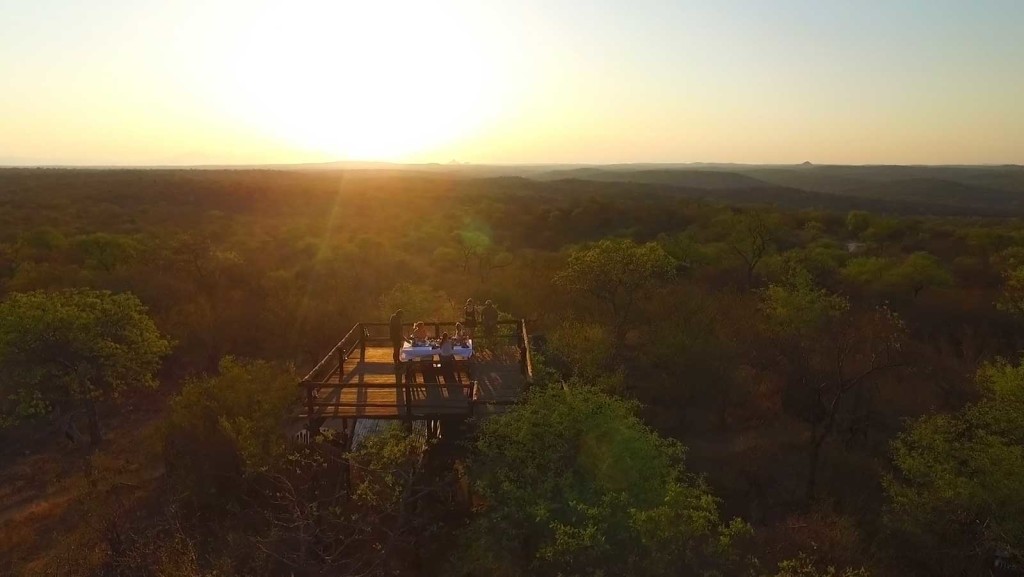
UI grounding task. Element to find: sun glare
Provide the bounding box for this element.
[212,1,497,161]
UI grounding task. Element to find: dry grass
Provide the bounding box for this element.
[0,389,170,576]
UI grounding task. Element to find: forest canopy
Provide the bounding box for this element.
[1,168,1024,577]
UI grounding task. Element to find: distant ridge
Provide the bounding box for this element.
[533,168,772,190]
[3,161,1023,217]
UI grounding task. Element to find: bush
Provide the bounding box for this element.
[163,358,297,509]
[453,385,749,576]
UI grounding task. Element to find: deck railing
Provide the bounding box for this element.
[305,379,477,414]
[299,319,532,422]
[301,322,363,384]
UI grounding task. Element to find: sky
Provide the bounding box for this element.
[1,0,1022,166]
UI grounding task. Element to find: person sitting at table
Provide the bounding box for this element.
[411,321,429,344]
[438,332,458,384]
[454,322,468,342]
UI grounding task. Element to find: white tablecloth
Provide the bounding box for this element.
[400,340,473,362]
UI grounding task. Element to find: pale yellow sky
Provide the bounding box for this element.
[2,0,1022,166]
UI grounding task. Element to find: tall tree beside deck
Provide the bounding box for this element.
[163,357,296,508]
[0,289,170,446]
[554,239,676,339]
[884,360,1024,576]
[546,319,623,392]
[762,268,904,501]
[255,425,451,575]
[453,385,750,577]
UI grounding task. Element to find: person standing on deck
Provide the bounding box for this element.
[481,300,499,347]
[389,309,405,365]
[462,298,477,336]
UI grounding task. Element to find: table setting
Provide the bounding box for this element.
[400,337,473,362]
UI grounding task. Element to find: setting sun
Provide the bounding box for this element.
[205,1,502,161]
[1,0,1021,165]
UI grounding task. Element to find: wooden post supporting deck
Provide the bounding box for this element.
[401,364,413,433]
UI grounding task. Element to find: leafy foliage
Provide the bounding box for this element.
[763,268,904,500]
[454,385,749,576]
[997,265,1024,317]
[885,359,1024,574]
[5,169,1024,575]
[379,282,454,321]
[842,252,951,299]
[764,267,849,336]
[349,424,425,508]
[164,357,297,507]
[554,238,675,337]
[0,288,170,442]
[546,319,623,391]
[766,554,870,577]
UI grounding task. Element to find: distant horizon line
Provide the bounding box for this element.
[1,160,1022,170]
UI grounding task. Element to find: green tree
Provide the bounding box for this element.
[996,265,1024,317]
[894,252,952,297]
[990,246,1024,273]
[861,217,906,244]
[258,424,451,575]
[164,357,296,507]
[770,241,847,284]
[845,211,871,237]
[885,360,1024,575]
[0,289,170,445]
[453,386,749,577]
[546,319,623,391]
[18,227,68,255]
[842,253,950,299]
[554,239,675,339]
[379,282,453,321]
[454,224,514,284]
[72,233,140,273]
[763,268,903,501]
[764,268,849,337]
[657,232,713,272]
[725,211,778,288]
[840,256,894,294]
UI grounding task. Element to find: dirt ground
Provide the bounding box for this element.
[0,386,172,575]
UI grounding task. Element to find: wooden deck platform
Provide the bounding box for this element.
[298,320,533,422]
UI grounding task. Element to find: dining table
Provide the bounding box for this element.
[399,339,473,362]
